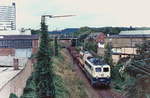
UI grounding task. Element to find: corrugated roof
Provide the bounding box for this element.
[119,30,150,35]
[107,35,150,38]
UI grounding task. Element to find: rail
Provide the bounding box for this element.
[128,58,150,76]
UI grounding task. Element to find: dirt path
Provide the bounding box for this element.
[66,48,125,98]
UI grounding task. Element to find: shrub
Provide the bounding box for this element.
[9,93,18,98]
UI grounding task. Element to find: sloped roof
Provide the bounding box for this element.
[119,30,150,35]
[108,35,150,38]
[96,32,105,42]
[107,34,150,38]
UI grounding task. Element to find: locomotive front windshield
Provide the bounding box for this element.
[95,68,101,72]
[88,57,106,65]
[95,67,109,72]
[103,67,109,72]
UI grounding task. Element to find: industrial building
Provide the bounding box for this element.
[0,2,16,30]
[105,30,150,62]
[0,1,39,66]
[95,30,150,62]
[0,35,39,57]
[0,34,39,66]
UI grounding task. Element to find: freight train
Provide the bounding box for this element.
[68,47,111,86]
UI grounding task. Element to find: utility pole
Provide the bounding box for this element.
[41,14,75,55]
[41,15,75,24]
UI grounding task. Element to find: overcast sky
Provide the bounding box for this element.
[0,0,150,31]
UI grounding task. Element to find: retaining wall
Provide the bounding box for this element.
[0,60,33,98]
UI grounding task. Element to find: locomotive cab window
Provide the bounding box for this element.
[103,68,109,72]
[95,68,101,72]
[85,61,92,69]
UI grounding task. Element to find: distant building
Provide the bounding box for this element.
[119,30,150,35]
[0,3,16,30]
[94,33,105,56]
[0,35,39,58]
[96,33,105,48]
[105,30,150,62]
[86,32,106,56]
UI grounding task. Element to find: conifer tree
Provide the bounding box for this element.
[9,93,18,98]
[34,22,55,98]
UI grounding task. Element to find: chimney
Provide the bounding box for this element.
[13,58,19,70]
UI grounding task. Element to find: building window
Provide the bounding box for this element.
[0,39,32,48]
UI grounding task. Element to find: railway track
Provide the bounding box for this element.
[126,59,150,76]
[131,64,150,76]
[67,47,125,98]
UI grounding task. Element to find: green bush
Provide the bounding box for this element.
[9,93,18,98]
[84,41,97,53]
[21,76,38,98]
[104,43,113,66]
[54,75,69,98]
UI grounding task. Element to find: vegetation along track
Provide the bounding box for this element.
[67,46,125,98]
[129,59,150,76]
[131,64,150,76]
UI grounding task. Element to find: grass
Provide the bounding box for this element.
[52,49,88,98]
[16,48,88,98]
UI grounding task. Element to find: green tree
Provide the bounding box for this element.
[135,40,150,59]
[54,37,58,56]
[84,40,97,53]
[20,76,38,98]
[78,26,92,33]
[104,43,113,67]
[9,93,18,98]
[31,29,41,35]
[34,22,55,98]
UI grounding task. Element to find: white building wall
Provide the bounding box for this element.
[0,48,31,66]
[0,56,28,66]
[15,49,32,58]
[0,56,13,66]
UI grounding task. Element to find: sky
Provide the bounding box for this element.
[0,0,150,31]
